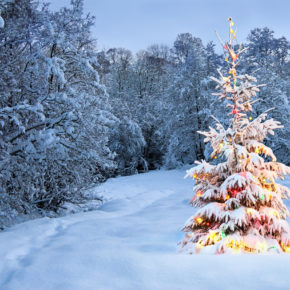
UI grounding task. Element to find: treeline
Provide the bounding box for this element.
[0,0,289,227]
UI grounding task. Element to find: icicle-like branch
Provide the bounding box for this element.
[210,115,225,131]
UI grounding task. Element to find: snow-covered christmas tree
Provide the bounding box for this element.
[181,18,290,254]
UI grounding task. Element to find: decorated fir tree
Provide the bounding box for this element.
[181,18,290,254]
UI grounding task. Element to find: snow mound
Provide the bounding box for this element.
[0,168,289,290]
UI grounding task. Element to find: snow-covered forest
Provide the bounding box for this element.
[0,0,289,228]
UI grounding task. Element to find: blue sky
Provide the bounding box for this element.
[48,0,290,52]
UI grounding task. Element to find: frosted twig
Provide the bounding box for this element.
[217,68,224,79]
[255,107,275,121]
[238,47,248,55]
[210,115,225,130]
[215,30,225,49]
[250,99,260,105]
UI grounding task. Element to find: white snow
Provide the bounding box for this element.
[0,16,4,29]
[0,168,290,290]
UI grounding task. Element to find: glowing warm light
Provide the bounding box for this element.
[233,247,241,254]
[247,208,254,214]
[193,174,197,179]
[208,231,221,243]
[258,242,267,252]
[209,232,216,239]
[196,217,203,224]
[229,68,236,76]
[269,194,272,200]
[270,210,278,218]
[280,241,290,253]
[225,195,230,200]
[214,156,217,159]
[196,191,202,197]
[206,222,210,226]
[196,241,204,249]
[249,116,252,120]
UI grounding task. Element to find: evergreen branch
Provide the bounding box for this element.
[210,115,225,130]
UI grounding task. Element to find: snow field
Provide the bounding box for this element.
[0,168,290,290]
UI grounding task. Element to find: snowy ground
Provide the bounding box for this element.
[0,168,290,290]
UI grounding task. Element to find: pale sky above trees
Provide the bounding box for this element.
[48,0,290,52]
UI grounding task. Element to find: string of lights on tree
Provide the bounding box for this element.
[181,18,290,254]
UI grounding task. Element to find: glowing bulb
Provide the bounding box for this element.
[249,116,252,120]
[229,68,237,75]
[285,247,290,253]
[258,242,267,252]
[247,208,254,214]
[196,217,203,224]
[196,191,202,197]
[214,156,217,159]
[225,195,230,200]
[209,232,216,239]
[270,210,278,218]
[196,241,204,249]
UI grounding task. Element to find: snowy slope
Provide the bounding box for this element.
[0,168,290,290]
